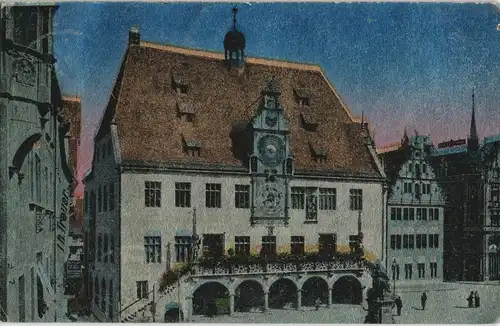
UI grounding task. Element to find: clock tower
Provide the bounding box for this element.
[250,77,293,225]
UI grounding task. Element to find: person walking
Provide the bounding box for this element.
[467,291,474,308]
[420,292,427,311]
[394,296,403,316]
[474,291,480,308]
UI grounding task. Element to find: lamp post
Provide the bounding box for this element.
[392,259,397,298]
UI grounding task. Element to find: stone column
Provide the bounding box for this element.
[264,291,269,312]
[327,288,333,308]
[186,296,193,322]
[296,290,302,310]
[229,294,235,316]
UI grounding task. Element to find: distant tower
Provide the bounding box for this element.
[467,89,479,151]
[224,7,246,68]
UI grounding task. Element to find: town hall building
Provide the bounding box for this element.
[83,9,387,322]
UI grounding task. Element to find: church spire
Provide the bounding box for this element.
[468,88,479,151]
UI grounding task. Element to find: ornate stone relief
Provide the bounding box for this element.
[12,58,36,86]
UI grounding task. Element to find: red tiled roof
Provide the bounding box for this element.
[99,41,382,178]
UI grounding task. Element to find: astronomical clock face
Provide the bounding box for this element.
[265,111,278,127]
[257,182,285,216]
[258,135,284,167]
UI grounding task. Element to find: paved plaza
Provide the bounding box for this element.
[190,282,500,324]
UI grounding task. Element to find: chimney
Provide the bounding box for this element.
[129,25,140,46]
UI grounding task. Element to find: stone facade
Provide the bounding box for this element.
[0,5,79,322]
[83,22,387,321]
[379,135,445,284]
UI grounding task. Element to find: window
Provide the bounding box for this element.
[429,234,439,248]
[434,208,439,221]
[94,277,99,305]
[108,280,113,320]
[103,185,108,212]
[492,213,500,226]
[414,184,420,197]
[35,155,41,203]
[101,278,106,312]
[13,7,38,49]
[97,234,102,262]
[409,208,415,221]
[408,163,413,173]
[430,262,438,278]
[144,236,161,263]
[491,186,499,203]
[291,187,305,209]
[136,281,148,299]
[422,234,427,248]
[110,235,115,263]
[422,163,427,174]
[175,183,191,208]
[403,208,409,221]
[392,264,400,280]
[416,208,421,221]
[297,97,310,107]
[403,182,412,194]
[261,236,276,258]
[403,235,409,249]
[396,208,402,221]
[405,264,413,279]
[391,235,402,250]
[235,185,250,209]
[319,188,336,210]
[109,183,115,211]
[429,208,434,221]
[206,183,221,208]
[291,236,305,255]
[202,234,224,257]
[235,236,250,256]
[391,207,396,221]
[415,164,420,175]
[390,207,401,220]
[421,208,427,221]
[349,189,363,210]
[418,263,425,278]
[41,10,49,53]
[409,234,415,249]
[175,236,191,262]
[144,182,161,207]
[98,186,102,213]
[18,274,25,322]
[103,234,109,263]
[319,234,337,257]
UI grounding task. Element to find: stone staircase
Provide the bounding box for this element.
[120,277,187,323]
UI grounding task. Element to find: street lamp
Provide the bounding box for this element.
[392,259,397,298]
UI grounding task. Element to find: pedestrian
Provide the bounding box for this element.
[467,291,474,308]
[474,291,480,308]
[395,296,403,316]
[315,297,321,311]
[420,292,427,311]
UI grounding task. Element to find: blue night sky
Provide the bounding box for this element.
[52,2,500,185]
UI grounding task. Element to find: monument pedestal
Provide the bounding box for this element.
[365,295,395,324]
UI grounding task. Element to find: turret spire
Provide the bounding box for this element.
[468,88,479,151]
[233,6,238,28]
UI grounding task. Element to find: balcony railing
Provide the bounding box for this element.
[189,254,368,277]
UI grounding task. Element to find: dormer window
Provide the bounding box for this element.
[183,136,201,157]
[264,95,276,109]
[172,74,188,95]
[294,88,311,107]
[177,101,195,122]
[300,112,318,131]
[310,143,327,163]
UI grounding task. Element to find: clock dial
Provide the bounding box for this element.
[265,111,278,127]
[258,135,284,166]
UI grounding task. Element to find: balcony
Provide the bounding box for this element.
[187,253,368,278]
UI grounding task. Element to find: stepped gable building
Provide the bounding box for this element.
[84,9,386,322]
[0,5,81,322]
[430,92,500,281]
[378,133,445,284]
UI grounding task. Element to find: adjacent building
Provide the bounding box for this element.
[430,93,500,281]
[378,134,445,284]
[0,5,80,322]
[83,11,387,321]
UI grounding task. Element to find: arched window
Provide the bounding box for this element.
[101,278,106,313]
